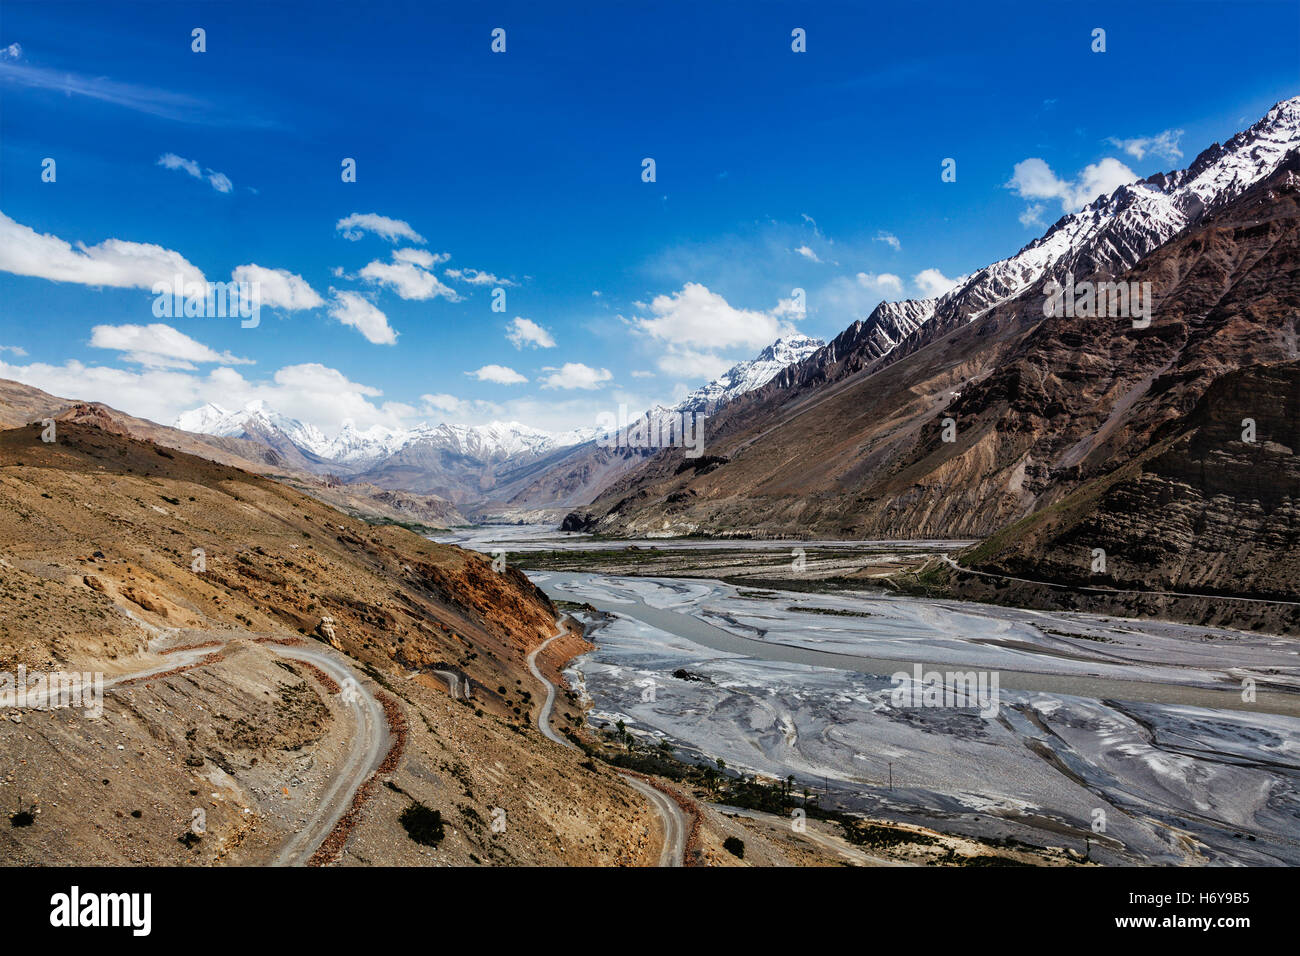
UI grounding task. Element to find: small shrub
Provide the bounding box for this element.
[400,802,445,847]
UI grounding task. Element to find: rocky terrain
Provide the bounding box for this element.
[0,416,665,865]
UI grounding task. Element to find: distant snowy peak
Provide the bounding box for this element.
[174,402,597,466]
[174,400,329,455]
[407,421,599,461]
[674,334,825,412]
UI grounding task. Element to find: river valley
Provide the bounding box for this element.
[436,526,1300,865]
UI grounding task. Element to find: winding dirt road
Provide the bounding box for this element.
[90,618,390,867]
[527,619,687,867]
[269,642,390,867]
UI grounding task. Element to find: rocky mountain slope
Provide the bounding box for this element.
[766,96,1300,400]
[0,416,665,865]
[565,106,1300,622]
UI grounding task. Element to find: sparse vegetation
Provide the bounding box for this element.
[399,802,445,846]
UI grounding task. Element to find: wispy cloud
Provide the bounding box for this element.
[469,364,528,385]
[0,59,271,127]
[445,267,514,286]
[1107,128,1185,162]
[89,323,252,370]
[157,153,233,193]
[336,213,425,244]
[327,290,397,345]
[506,317,556,349]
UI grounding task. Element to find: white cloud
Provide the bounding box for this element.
[913,268,961,298]
[392,248,449,268]
[506,317,556,349]
[629,369,654,378]
[1018,204,1046,229]
[2,43,22,60]
[469,364,528,385]
[157,153,233,193]
[230,264,323,311]
[0,344,28,356]
[653,348,731,381]
[445,267,513,286]
[206,171,233,193]
[873,231,901,251]
[856,272,904,296]
[89,323,252,370]
[0,210,206,289]
[327,290,397,345]
[1107,129,1185,162]
[359,248,459,301]
[794,244,822,263]
[420,393,467,413]
[1004,156,1138,212]
[336,213,425,244]
[635,282,792,351]
[540,363,612,390]
[633,283,801,382]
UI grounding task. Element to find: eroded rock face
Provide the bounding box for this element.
[982,362,1300,602]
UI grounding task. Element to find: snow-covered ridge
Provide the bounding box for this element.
[673,334,824,412]
[174,401,599,465]
[942,95,1300,321]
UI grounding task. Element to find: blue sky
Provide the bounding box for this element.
[1,0,1297,434]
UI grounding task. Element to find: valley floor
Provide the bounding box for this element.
[438,526,1300,866]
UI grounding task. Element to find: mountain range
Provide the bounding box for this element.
[171,333,826,513]
[561,96,1300,627]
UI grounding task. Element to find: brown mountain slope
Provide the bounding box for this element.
[569,160,1300,600]
[957,360,1300,628]
[0,419,659,865]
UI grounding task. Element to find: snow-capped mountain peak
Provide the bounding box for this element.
[943,95,1300,323]
[174,400,330,455]
[673,334,825,413]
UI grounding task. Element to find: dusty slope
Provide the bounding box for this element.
[0,418,657,865]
